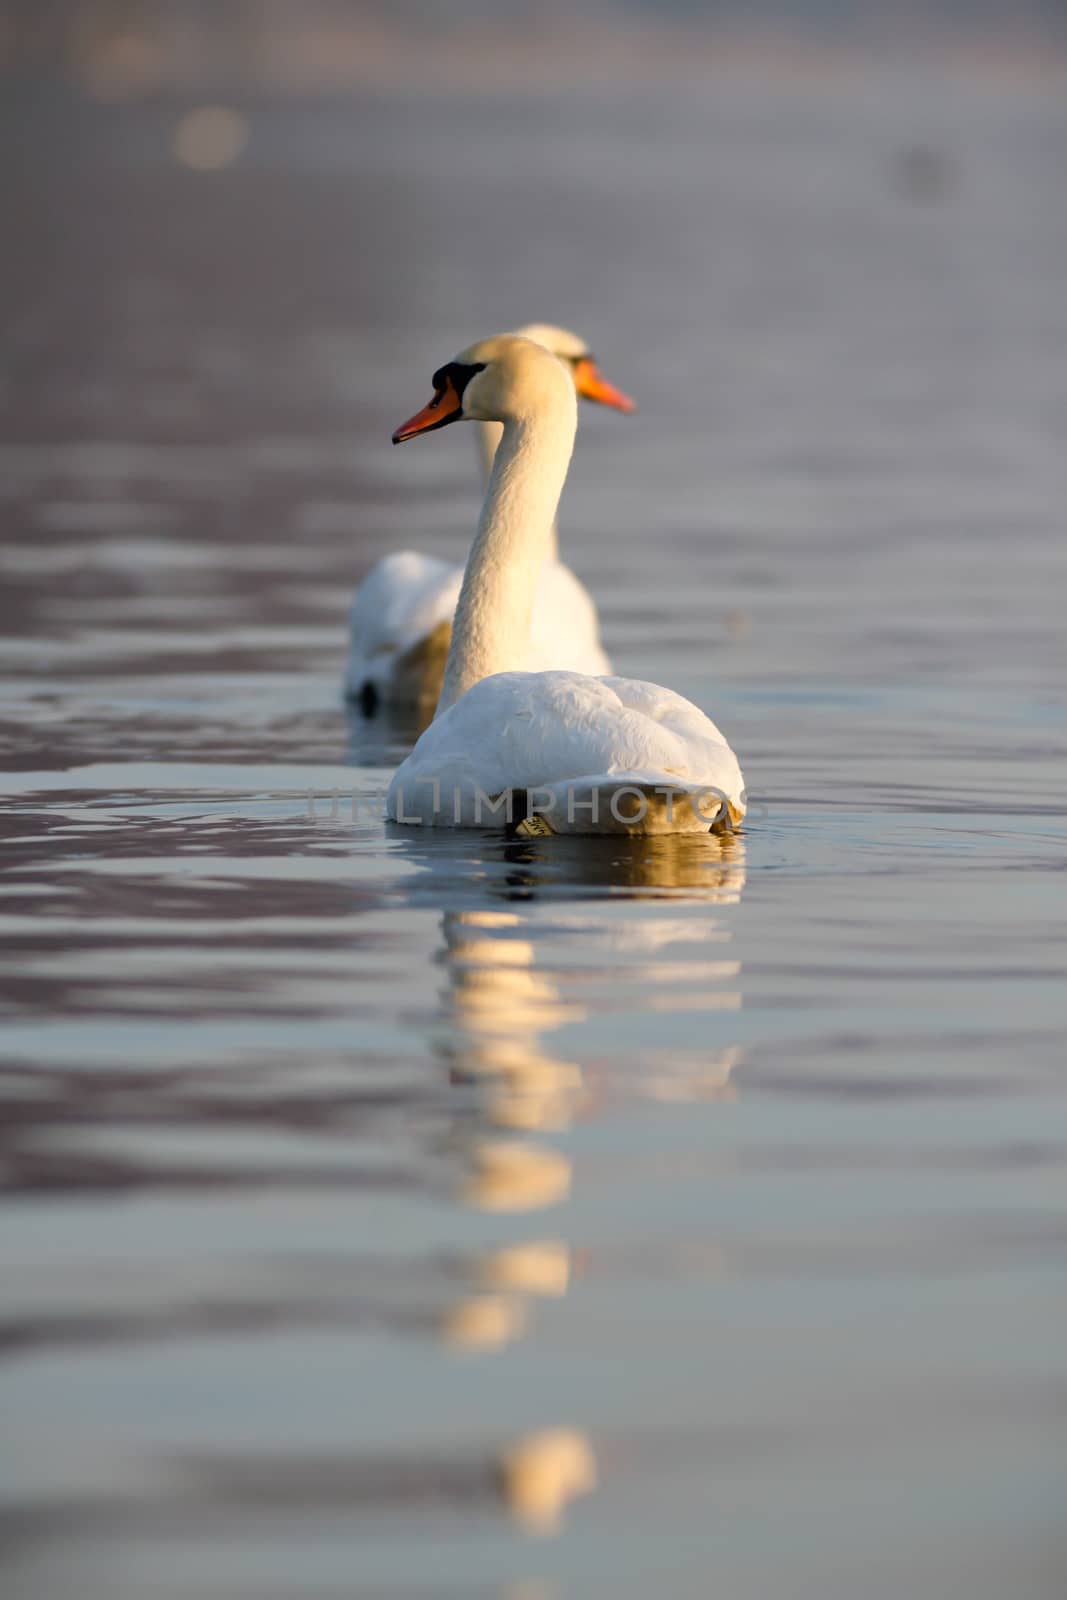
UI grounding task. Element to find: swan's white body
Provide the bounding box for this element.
[346,324,612,710]
[386,336,745,835]
[389,670,744,833]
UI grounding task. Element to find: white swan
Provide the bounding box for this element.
[345,323,633,714]
[386,336,745,836]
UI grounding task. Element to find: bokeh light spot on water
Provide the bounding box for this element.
[172,106,249,172]
[498,1427,598,1536]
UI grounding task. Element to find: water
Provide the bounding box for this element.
[1,70,1065,1598]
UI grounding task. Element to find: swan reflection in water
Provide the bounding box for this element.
[413,830,746,1533]
[442,908,585,1136]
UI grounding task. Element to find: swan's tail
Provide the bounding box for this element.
[507,780,743,838]
[392,619,452,708]
[346,618,452,714]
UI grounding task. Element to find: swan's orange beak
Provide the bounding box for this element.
[392,375,464,444]
[573,357,636,414]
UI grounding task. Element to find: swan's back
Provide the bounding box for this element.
[387,670,744,833]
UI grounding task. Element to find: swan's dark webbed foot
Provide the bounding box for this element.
[710,800,741,836]
[504,790,555,839]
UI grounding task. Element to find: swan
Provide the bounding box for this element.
[386,336,745,836]
[345,323,633,714]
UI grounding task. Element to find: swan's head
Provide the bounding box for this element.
[393,334,581,445]
[513,323,635,414]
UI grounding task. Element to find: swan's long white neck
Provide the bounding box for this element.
[476,418,560,564]
[439,400,577,713]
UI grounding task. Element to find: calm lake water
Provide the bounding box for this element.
[1,69,1065,1599]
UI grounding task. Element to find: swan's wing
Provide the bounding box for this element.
[345,552,462,701]
[527,561,611,677]
[388,671,745,831]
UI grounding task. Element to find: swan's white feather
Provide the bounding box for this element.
[526,564,610,677]
[387,670,744,833]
